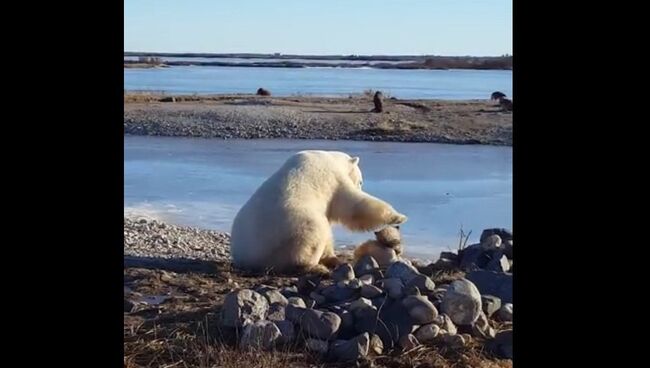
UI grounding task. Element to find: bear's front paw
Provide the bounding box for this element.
[390,213,408,225]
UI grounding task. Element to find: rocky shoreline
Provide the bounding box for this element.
[124,217,513,367]
[124,94,513,146]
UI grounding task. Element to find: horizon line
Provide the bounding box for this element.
[124,51,512,58]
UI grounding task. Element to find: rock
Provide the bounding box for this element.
[439,251,459,263]
[354,306,379,335]
[285,303,308,323]
[434,258,458,270]
[487,329,513,359]
[280,285,299,298]
[349,298,374,314]
[398,334,419,350]
[297,274,322,295]
[239,320,281,350]
[441,279,482,325]
[266,303,285,321]
[305,338,329,354]
[414,324,441,343]
[359,274,375,286]
[404,285,421,296]
[459,244,490,271]
[370,334,384,355]
[498,303,513,321]
[310,291,327,306]
[481,295,502,318]
[405,274,436,293]
[380,278,404,299]
[332,264,355,283]
[334,308,356,338]
[481,234,502,249]
[470,311,493,338]
[348,278,363,289]
[256,88,271,96]
[461,333,473,344]
[321,284,358,302]
[375,300,417,349]
[361,284,384,299]
[433,314,457,335]
[354,255,380,276]
[402,295,438,324]
[386,260,420,284]
[466,270,513,303]
[371,296,388,309]
[337,280,351,288]
[485,252,510,273]
[442,333,466,348]
[256,286,289,306]
[287,297,307,308]
[221,289,269,327]
[503,240,513,259]
[432,287,447,300]
[124,299,136,313]
[328,332,370,362]
[300,309,342,340]
[274,320,295,345]
[480,228,512,243]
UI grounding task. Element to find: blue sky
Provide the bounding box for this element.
[125,0,512,56]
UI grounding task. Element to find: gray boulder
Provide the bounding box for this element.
[328,332,370,362]
[221,289,269,327]
[441,279,482,325]
[480,228,512,243]
[466,270,513,303]
[239,320,281,350]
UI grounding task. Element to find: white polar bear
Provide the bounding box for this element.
[230,150,407,274]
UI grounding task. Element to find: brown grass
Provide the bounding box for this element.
[124,314,511,368]
[124,261,511,368]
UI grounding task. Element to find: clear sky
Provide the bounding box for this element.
[124,0,512,56]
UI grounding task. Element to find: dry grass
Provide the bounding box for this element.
[124,315,511,368]
[124,260,511,368]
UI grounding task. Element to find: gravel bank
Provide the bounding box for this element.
[124,217,231,261]
[124,95,512,146]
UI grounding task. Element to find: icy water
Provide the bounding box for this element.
[124,66,512,100]
[124,136,512,259]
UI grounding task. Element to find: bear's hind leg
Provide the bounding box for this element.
[319,238,341,269]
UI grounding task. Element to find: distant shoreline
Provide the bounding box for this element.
[124,52,512,70]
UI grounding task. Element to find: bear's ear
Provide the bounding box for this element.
[350,156,360,165]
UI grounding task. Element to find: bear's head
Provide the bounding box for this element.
[349,156,363,189]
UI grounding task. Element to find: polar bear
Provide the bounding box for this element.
[230,150,407,274]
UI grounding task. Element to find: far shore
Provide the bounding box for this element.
[124,53,512,70]
[124,93,512,146]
